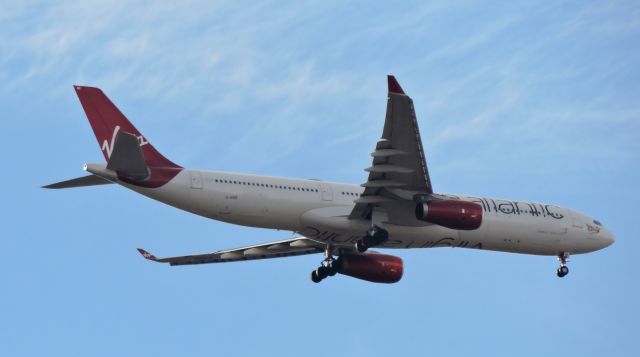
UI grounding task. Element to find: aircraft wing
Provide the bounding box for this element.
[349,76,433,224]
[137,237,326,266]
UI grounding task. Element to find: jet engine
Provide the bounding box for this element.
[415,200,483,230]
[336,252,403,283]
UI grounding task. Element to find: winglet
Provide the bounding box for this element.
[387,75,405,94]
[137,248,158,261]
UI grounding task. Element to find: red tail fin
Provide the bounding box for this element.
[74,86,180,169]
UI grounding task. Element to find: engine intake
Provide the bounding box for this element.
[337,253,403,284]
[415,200,483,230]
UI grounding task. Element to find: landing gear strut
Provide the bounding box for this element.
[354,226,389,253]
[556,252,570,278]
[310,246,341,283]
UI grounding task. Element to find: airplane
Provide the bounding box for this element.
[44,75,615,284]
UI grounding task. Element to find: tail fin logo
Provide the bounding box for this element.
[102,125,149,158]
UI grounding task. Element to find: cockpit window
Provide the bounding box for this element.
[593,220,602,226]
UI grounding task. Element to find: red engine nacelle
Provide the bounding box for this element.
[415,199,483,230]
[337,253,403,284]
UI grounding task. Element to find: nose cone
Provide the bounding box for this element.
[600,228,615,248]
[602,229,616,248]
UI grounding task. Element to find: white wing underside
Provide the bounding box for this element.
[138,237,327,266]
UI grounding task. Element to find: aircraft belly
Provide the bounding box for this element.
[463,213,567,255]
[299,206,470,249]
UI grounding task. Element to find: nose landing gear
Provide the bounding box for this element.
[556,252,570,278]
[354,226,389,253]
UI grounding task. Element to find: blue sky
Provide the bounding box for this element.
[2,1,639,356]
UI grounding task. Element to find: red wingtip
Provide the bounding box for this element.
[137,248,157,261]
[387,75,405,94]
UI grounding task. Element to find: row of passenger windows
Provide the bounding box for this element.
[214,178,319,192]
[341,191,361,197]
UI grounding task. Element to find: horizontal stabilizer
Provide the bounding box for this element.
[42,174,113,189]
[106,131,149,181]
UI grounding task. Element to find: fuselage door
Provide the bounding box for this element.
[189,171,203,189]
[319,183,333,201]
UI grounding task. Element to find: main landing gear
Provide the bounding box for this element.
[354,226,389,253]
[311,246,341,283]
[556,252,570,278]
[311,227,390,283]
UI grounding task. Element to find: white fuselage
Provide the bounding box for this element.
[125,169,614,256]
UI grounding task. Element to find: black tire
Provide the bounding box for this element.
[317,266,329,279]
[311,270,322,283]
[355,240,368,253]
[374,229,389,244]
[556,266,569,278]
[327,264,338,276]
[560,266,569,276]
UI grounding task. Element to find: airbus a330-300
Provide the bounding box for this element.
[45,76,614,284]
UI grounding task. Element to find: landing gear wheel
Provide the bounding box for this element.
[317,266,329,279]
[327,264,338,276]
[311,246,340,283]
[374,229,389,243]
[556,252,570,278]
[311,266,330,283]
[355,226,389,253]
[556,265,569,278]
